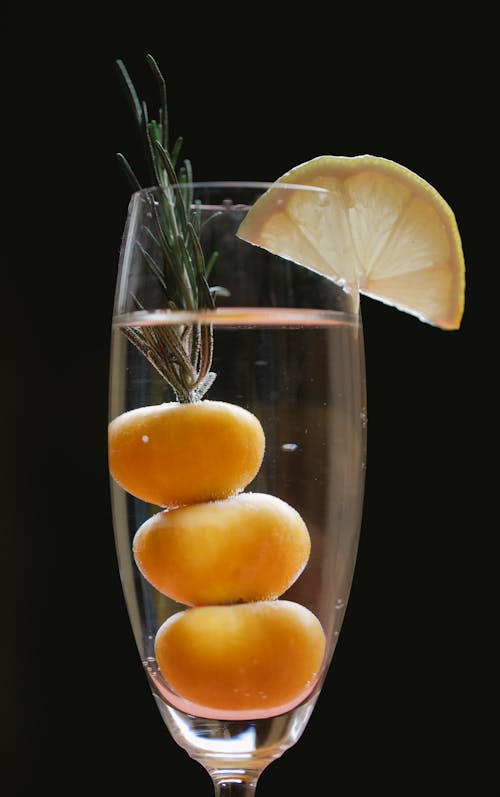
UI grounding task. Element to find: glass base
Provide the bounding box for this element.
[153,690,319,778]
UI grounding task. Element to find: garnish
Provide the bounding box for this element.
[116,54,220,402]
[238,155,465,330]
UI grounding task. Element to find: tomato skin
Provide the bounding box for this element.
[133,492,311,605]
[155,600,326,712]
[108,400,265,507]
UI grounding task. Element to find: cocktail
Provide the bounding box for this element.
[108,56,464,796]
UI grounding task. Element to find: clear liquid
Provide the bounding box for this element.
[109,307,366,771]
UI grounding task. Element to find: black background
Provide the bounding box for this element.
[3,4,486,795]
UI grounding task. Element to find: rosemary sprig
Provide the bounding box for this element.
[116,54,219,402]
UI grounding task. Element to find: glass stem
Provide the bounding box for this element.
[212,775,259,796]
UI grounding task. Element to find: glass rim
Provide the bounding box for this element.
[131,180,330,198]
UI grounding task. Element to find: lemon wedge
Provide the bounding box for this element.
[237,155,465,329]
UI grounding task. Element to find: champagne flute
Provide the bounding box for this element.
[108,180,367,796]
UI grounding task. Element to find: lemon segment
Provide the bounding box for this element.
[237,155,465,330]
